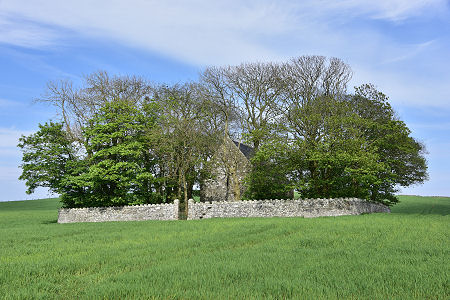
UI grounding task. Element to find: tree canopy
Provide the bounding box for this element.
[20,56,428,207]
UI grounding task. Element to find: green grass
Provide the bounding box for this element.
[0,196,448,299]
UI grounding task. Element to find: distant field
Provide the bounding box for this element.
[0,196,448,299]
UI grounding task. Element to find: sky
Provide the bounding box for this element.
[0,0,449,201]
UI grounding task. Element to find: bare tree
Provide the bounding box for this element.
[225,61,284,150]
[200,66,248,201]
[279,55,353,141]
[36,71,153,142]
[199,66,242,139]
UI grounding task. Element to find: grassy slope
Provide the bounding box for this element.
[0,196,448,299]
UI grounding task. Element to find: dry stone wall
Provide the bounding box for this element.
[57,198,390,223]
[58,200,179,223]
[187,198,390,220]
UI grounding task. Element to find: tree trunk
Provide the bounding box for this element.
[229,166,240,201]
[177,170,182,200]
[187,182,193,200]
[183,171,188,217]
[232,170,241,201]
[225,171,230,201]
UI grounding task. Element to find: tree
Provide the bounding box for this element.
[237,57,427,204]
[18,122,77,196]
[21,61,427,207]
[36,71,153,142]
[348,84,428,203]
[280,95,380,200]
[224,62,283,150]
[272,83,428,204]
[76,99,160,207]
[152,83,221,208]
[18,100,164,208]
[200,64,279,200]
[244,137,294,200]
[277,56,352,141]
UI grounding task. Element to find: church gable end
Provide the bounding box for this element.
[201,137,253,202]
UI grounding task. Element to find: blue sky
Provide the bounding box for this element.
[0,0,449,201]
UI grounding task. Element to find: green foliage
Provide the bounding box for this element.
[151,83,221,203]
[20,70,428,206]
[76,100,159,207]
[293,136,387,201]
[245,138,294,200]
[0,196,448,299]
[18,101,163,208]
[246,86,428,205]
[18,122,77,195]
[349,84,428,203]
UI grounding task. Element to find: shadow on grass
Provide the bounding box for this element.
[42,219,58,224]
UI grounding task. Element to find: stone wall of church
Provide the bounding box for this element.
[201,137,251,202]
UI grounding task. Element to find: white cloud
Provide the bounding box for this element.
[380,40,435,64]
[0,15,58,48]
[0,0,449,108]
[351,62,450,108]
[319,0,448,21]
[0,1,297,65]
[1,0,446,64]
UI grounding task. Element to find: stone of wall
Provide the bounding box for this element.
[58,200,179,223]
[187,198,390,220]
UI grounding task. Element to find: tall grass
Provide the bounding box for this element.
[0,196,448,299]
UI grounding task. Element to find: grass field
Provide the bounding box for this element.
[0,196,448,299]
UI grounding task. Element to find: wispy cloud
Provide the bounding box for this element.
[0,1,296,64]
[0,14,58,48]
[318,0,448,21]
[0,0,448,63]
[381,40,435,64]
[0,0,449,108]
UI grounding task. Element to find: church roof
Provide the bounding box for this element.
[233,140,254,159]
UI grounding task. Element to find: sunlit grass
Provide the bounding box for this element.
[0,196,448,299]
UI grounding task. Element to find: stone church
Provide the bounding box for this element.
[201,136,254,202]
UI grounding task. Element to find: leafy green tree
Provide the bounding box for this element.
[349,84,428,203]
[152,83,220,207]
[282,96,382,200]
[77,99,160,207]
[18,122,77,196]
[277,86,428,205]
[18,100,164,208]
[244,138,294,200]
